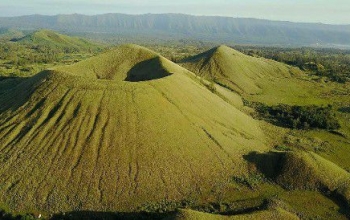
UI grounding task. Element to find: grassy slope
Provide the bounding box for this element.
[0,30,103,79]
[166,208,299,220]
[0,43,349,219]
[0,44,268,214]
[180,45,326,105]
[276,151,350,200]
[15,29,101,50]
[180,45,350,218]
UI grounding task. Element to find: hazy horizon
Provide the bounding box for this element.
[0,0,349,25]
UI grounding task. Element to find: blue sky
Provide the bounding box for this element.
[0,0,349,24]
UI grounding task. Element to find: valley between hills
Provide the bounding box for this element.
[0,30,349,220]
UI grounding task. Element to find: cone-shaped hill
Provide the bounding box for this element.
[12,29,101,51]
[180,45,322,105]
[56,44,177,81]
[0,44,268,213]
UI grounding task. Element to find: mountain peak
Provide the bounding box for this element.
[33,29,56,35]
[214,45,245,57]
[216,45,231,51]
[55,44,179,81]
[181,45,298,94]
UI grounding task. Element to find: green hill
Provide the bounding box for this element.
[0,44,349,219]
[246,150,350,203]
[13,29,102,51]
[0,28,25,41]
[166,208,299,220]
[277,151,350,197]
[180,45,325,105]
[0,44,267,213]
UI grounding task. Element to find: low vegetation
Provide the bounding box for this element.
[0,30,349,219]
[0,44,266,215]
[252,102,340,130]
[235,46,350,83]
[0,30,104,77]
[0,210,38,220]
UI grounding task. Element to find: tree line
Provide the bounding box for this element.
[234,46,350,83]
[246,101,340,130]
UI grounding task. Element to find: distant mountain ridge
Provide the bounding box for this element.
[1,13,350,46]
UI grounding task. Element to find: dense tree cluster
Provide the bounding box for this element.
[0,43,60,65]
[0,209,37,220]
[1,43,101,64]
[253,103,340,130]
[0,41,103,77]
[234,46,350,83]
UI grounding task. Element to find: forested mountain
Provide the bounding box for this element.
[1,13,350,46]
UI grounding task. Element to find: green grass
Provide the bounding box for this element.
[0,30,105,79]
[15,29,103,52]
[180,45,327,105]
[0,43,349,219]
[0,44,267,215]
[279,191,348,219]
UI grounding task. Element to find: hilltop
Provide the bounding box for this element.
[0,28,25,41]
[180,45,326,105]
[181,45,298,94]
[0,29,104,78]
[12,29,102,51]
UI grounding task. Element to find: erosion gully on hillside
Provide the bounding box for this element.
[0,43,349,219]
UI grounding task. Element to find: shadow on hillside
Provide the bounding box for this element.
[0,75,29,82]
[0,78,29,113]
[125,57,171,82]
[50,211,173,220]
[0,210,172,220]
[243,151,350,218]
[0,72,48,114]
[0,76,16,81]
[338,107,350,113]
[48,203,271,220]
[243,151,285,179]
[179,46,216,64]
